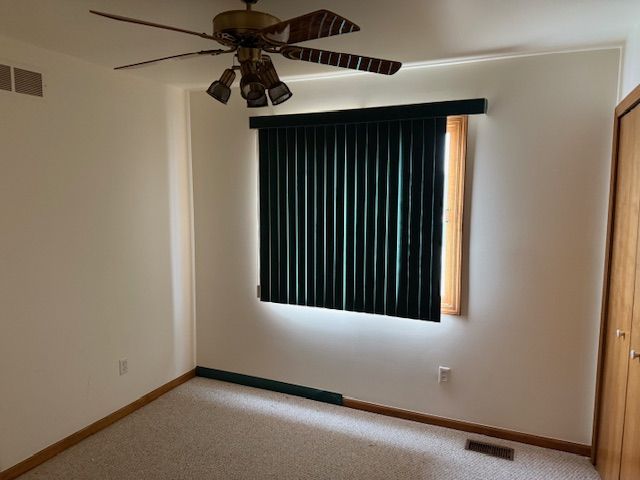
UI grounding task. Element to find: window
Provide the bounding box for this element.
[251,100,485,322]
[441,116,467,315]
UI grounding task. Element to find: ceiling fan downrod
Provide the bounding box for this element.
[242,0,260,11]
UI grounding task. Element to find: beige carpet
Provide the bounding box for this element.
[19,378,600,479]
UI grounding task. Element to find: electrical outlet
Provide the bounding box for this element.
[438,366,451,383]
[119,359,128,376]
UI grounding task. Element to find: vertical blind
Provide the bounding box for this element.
[258,116,447,322]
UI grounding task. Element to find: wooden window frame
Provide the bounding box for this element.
[441,116,467,315]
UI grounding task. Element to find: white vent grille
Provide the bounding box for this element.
[14,68,43,97]
[0,64,11,92]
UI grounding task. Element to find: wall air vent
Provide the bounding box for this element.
[0,64,11,92]
[465,439,515,460]
[13,67,43,97]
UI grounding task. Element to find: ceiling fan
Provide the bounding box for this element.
[90,0,402,107]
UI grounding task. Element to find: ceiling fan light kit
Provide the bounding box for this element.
[239,60,265,100]
[261,56,292,105]
[90,0,402,108]
[247,93,269,108]
[206,68,236,104]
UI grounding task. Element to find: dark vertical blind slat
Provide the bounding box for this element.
[374,122,389,315]
[277,129,288,302]
[315,126,326,307]
[259,129,271,302]
[354,123,367,312]
[287,128,297,303]
[426,118,447,320]
[325,125,336,309]
[385,121,400,317]
[344,124,356,311]
[418,120,435,318]
[334,125,346,310]
[407,119,425,318]
[396,120,412,318]
[296,127,307,304]
[364,122,377,311]
[258,113,446,322]
[268,128,280,301]
[306,127,316,306]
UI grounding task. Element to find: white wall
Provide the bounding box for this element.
[621,25,640,99]
[190,49,619,445]
[0,35,194,470]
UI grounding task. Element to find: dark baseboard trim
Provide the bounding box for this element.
[343,397,591,457]
[0,369,196,480]
[195,366,343,405]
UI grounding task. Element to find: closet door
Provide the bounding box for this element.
[620,106,640,480]
[596,100,640,480]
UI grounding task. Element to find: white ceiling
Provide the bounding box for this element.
[0,0,638,87]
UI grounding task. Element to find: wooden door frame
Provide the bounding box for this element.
[592,83,640,466]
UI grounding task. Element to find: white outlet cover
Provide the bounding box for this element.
[119,359,128,376]
[438,366,451,383]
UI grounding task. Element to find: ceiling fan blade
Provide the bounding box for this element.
[281,46,402,75]
[260,10,360,45]
[90,10,218,41]
[114,49,232,70]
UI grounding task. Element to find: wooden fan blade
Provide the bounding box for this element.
[115,49,232,70]
[260,10,360,45]
[280,46,402,75]
[90,10,218,41]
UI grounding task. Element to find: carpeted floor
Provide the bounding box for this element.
[19,378,600,479]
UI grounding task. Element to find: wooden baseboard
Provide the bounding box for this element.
[343,397,591,457]
[0,369,196,480]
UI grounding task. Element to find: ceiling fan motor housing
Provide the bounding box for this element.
[213,10,281,39]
